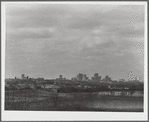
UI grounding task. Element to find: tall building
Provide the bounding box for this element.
[59,75,62,80]
[77,73,83,81]
[82,74,87,81]
[94,73,98,78]
[91,73,101,82]
[21,74,25,79]
[94,73,99,81]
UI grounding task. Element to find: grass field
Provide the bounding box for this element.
[5,89,143,112]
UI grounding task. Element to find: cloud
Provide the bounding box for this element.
[5,3,145,80]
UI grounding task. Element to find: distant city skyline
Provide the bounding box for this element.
[7,71,141,82]
[5,3,145,81]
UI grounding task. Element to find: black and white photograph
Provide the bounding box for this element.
[1,1,148,121]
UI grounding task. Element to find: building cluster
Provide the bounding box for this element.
[64,73,102,82]
[56,75,67,81]
[77,73,88,81]
[97,90,143,97]
[56,71,141,82]
[21,74,29,80]
[70,73,101,82]
[91,73,101,81]
[7,71,141,83]
[12,73,124,83]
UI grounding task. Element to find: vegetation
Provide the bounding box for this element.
[5,89,143,111]
[5,79,144,111]
[5,79,144,92]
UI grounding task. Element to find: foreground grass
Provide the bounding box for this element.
[5,89,143,112]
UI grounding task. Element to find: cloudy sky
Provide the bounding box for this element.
[5,3,145,80]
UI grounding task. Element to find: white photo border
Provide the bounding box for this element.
[1,1,148,121]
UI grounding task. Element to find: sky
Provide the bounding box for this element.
[5,3,145,81]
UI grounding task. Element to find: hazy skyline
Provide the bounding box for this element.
[5,3,145,80]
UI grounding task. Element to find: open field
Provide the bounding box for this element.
[5,89,143,112]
